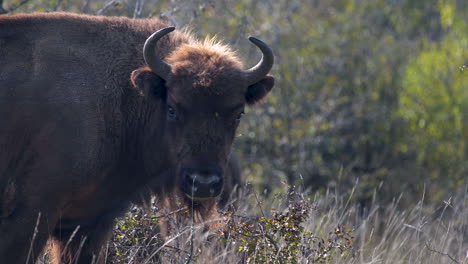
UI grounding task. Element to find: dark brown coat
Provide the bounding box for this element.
[0,12,273,264]
[144,153,242,240]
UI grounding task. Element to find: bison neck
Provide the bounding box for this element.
[121,90,171,180]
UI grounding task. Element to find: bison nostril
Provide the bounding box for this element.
[212,181,222,191]
[181,168,224,198]
[184,170,195,182]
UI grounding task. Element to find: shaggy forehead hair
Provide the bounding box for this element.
[166,38,245,96]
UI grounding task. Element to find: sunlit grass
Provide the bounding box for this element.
[102,183,467,264]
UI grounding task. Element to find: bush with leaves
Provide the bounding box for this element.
[99,184,466,264]
[222,197,353,264]
[108,203,164,263]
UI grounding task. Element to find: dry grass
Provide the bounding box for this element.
[101,184,467,264]
[34,183,467,263]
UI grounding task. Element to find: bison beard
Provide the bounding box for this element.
[139,153,242,239]
[0,12,274,264]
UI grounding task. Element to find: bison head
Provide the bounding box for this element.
[131,27,274,204]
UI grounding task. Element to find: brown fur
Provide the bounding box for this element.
[136,153,242,239]
[167,39,245,96]
[0,179,15,218]
[0,12,273,264]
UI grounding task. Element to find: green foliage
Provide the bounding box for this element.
[2,0,466,207]
[223,199,353,263]
[103,192,355,264]
[101,187,467,264]
[3,1,467,263]
[109,205,163,263]
[400,15,467,190]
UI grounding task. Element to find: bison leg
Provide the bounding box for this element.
[0,204,57,264]
[51,215,116,264]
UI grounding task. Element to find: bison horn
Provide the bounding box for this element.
[244,37,274,86]
[143,27,175,81]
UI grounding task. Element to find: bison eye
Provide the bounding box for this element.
[167,105,177,120]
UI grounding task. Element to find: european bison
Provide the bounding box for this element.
[0,12,273,264]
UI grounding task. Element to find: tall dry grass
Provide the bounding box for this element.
[99,183,467,264]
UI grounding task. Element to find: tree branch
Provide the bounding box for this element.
[0,0,6,14]
[425,241,459,264]
[96,0,119,16]
[133,0,145,18]
[80,0,91,14]
[0,0,30,14]
[149,207,186,219]
[52,0,63,11]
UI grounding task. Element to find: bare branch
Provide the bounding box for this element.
[60,226,81,260]
[1,0,30,14]
[52,0,63,11]
[133,0,146,19]
[149,207,186,219]
[425,241,460,264]
[80,0,91,14]
[252,185,266,218]
[0,0,6,14]
[96,0,119,16]
[185,185,196,264]
[26,212,41,264]
[162,245,191,254]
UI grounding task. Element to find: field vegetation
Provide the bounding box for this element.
[2,0,466,262]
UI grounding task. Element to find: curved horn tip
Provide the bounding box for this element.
[162,26,176,32]
[144,26,176,81]
[151,27,175,36]
[244,36,274,85]
[249,36,271,46]
[248,36,262,44]
[248,36,273,54]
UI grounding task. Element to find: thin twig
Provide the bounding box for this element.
[52,0,63,11]
[133,0,146,18]
[149,207,186,219]
[0,0,6,14]
[185,177,196,264]
[73,236,88,264]
[80,0,91,13]
[263,230,280,254]
[252,186,266,218]
[425,241,460,264]
[229,222,280,255]
[163,244,191,254]
[251,187,282,258]
[60,225,81,260]
[0,0,30,14]
[185,226,194,264]
[143,217,222,263]
[96,0,119,15]
[26,212,42,264]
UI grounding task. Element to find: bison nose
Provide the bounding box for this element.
[181,168,224,199]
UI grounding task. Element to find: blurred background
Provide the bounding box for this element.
[2,0,467,207]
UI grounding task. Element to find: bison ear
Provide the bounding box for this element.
[245,75,275,105]
[131,68,167,100]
